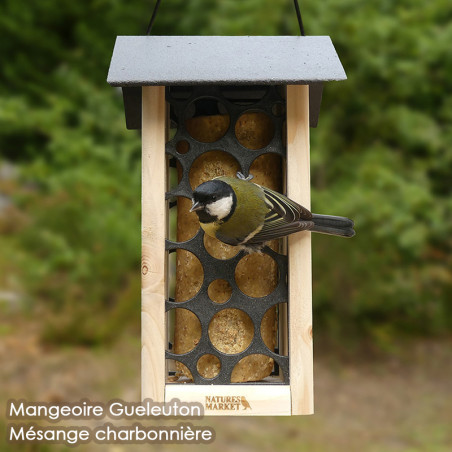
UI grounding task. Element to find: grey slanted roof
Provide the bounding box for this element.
[108,36,346,86]
[107,36,346,128]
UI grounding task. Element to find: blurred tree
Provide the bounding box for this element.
[0,0,149,344]
[306,0,452,342]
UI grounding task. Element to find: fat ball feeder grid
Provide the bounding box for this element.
[108,35,346,415]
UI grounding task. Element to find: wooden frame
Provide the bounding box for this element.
[141,84,313,415]
[287,85,313,415]
[141,86,166,402]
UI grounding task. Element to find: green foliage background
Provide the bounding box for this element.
[1,0,451,346]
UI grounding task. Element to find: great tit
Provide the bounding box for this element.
[190,172,355,252]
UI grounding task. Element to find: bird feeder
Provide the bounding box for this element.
[107,35,346,416]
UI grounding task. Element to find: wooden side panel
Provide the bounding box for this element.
[165,384,291,416]
[286,84,314,415]
[141,86,166,402]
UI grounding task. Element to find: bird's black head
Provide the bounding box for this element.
[190,179,236,223]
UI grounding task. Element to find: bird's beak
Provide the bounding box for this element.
[189,201,203,212]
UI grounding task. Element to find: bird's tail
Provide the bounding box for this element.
[311,214,355,238]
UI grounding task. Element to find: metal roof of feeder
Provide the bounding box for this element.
[107,36,346,129]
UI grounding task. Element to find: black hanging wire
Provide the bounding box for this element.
[146,0,305,36]
[146,0,162,35]
[293,0,305,36]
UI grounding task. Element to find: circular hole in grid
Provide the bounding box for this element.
[249,153,283,189]
[173,250,204,302]
[197,354,221,379]
[235,111,275,150]
[189,150,240,190]
[220,85,268,106]
[172,361,193,382]
[261,303,288,356]
[235,252,279,298]
[176,139,190,154]
[171,308,202,354]
[271,102,285,117]
[203,233,239,260]
[231,354,275,383]
[208,308,254,355]
[173,196,202,242]
[208,279,232,304]
[184,98,230,143]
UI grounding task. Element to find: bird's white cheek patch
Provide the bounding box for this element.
[206,195,233,220]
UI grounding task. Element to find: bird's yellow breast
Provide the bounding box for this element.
[200,220,220,238]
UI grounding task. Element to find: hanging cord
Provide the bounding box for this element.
[146,0,305,36]
[293,0,305,36]
[146,0,162,35]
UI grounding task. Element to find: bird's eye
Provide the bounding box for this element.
[212,196,217,201]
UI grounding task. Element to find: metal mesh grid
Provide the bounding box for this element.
[165,85,289,384]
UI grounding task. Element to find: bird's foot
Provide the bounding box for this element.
[239,243,265,254]
[236,172,254,181]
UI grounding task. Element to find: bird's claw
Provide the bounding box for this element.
[236,172,254,181]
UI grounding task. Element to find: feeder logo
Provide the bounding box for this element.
[205,396,252,411]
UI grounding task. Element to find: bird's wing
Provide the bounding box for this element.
[260,186,312,222]
[246,217,314,244]
[245,186,313,244]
